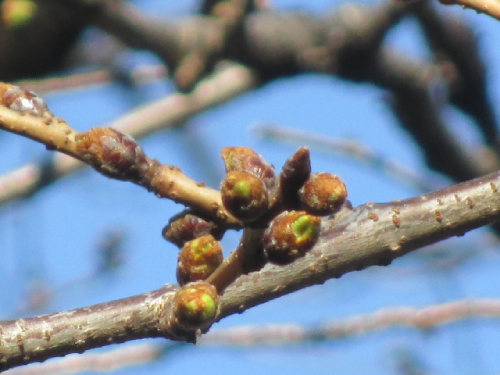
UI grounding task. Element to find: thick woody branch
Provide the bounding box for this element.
[0,285,180,371]
[9,298,500,374]
[2,169,499,370]
[218,170,500,317]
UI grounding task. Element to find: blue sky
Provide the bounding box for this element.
[1,1,500,374]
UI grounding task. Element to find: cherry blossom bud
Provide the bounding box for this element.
[75,128,148,180]
[221,170,269,222]
[163,211,222,248]
[299,172,347,216]
[177,235,223,285]
[221,146,278,203]
[263,210,321,264]
[173,282,219,331]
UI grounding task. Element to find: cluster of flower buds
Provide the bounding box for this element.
[167,146,348,333]
[75,128,150,181]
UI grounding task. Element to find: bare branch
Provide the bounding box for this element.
[16,64,167,94]
[0,64,258,207]
[0,101,238,226]
[413,1,498,147]
[2,168,500,370]
[8,297,500,374]
[0,285,180,371]
[207,298,500,345]
[3,343,166,375]
[255,124,439,192]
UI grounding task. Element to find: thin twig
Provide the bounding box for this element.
[16,64,168,95]
[438,0,500,22]
[255,124,439,192]
[0,64,258,207]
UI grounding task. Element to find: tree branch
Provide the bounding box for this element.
[207,298,500,345]
[439,0,500,22]
[2,168,499,370]
[0,285,180,371]
[218,170,500,318]
[0,100,239,226]
[0,64,258,207]
[8,297,500,374]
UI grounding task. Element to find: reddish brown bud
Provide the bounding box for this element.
[173,282,219,331]
[163,211,222,248]
[177,235,223,285]
[0,83,50,118]
[221,170,269,222]
[263,210,321,264]
[299,172,347,216]
[221,146,278,201]
[75,128,148,180]
[280,147,311,208]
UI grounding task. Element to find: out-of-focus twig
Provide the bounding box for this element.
[208,299,500,344]
[438,0,500,22]
[255,123,440,192]
[16,64,168,95]
[7,298,500,374]
[3,343,170,375]
[413,1,498,148]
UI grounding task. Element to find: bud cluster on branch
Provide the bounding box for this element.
[1,78,500,371]
[0,82,349,339]
[163,145,348,331]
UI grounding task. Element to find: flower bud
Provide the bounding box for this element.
[0,83,50,117]
[172,282,219,331]
[280,147,311,208]
[163,211,222,248]
[221,146,278,202]
[177,235,223,285]
[221,170,269,222]
[299,172,347,216]
[263,210,321,264]
[75,128,148,180]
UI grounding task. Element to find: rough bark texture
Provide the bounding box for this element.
[1,170,499,370]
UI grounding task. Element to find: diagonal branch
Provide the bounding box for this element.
[1,168,499,370]
[0,64,258,207]
[0,87,240,226]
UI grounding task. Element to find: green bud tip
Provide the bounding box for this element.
[173,283,219,329]
[234,180,251,198]
[292,215,320,244]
